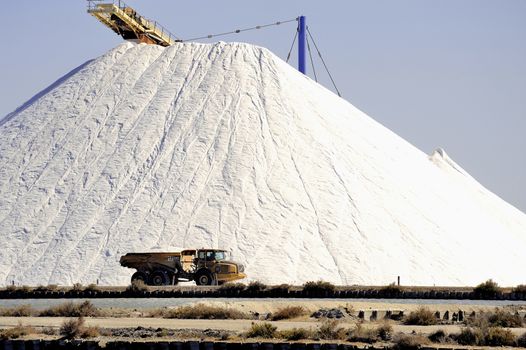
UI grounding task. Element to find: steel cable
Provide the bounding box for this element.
[182,18,298,42]
[306,26,342,97]
[306,35,318,82]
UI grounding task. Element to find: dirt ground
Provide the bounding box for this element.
[1,299,525,335]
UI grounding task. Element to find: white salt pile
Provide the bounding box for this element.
[0,42,524,286]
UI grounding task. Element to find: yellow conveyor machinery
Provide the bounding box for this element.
[87,0,180,47]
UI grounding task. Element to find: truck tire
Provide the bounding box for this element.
[195,271,213,286]
[131,272,146,283]
[149,270,168,286]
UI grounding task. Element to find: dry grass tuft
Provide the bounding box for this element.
[485,327,516,346]
[126,280,148,293]
[245,322,277,338]
[278,327,314,340]
[59,316,99,339]
[0,304,35,317]
[348,323,379,343]
[487,309,524,328]
[303,280,336,293]
[404,306,437,325]
[218,283,246,292]
[316,319,347,340]
[0,323,35,340]
[41,327,57,336]
[246,281,267,292]
[79,326,100,338]
[39,301,99,317]
[392,333,429,350]
[164,304,249,320]
[84,284,100,292]
[271,306,307,321]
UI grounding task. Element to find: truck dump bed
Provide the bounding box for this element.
[120,252,180,271]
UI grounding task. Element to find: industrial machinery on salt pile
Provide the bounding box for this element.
[87,0,179,46]
[86,1,340,94]
[120,249,246,286]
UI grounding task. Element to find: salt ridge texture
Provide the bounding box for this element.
[0,42,525,286]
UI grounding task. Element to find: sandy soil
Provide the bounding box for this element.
[1,300,525,338]
[195,299,520,315]
[1,316,525,337]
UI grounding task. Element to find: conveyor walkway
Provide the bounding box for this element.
[87,0,179,46]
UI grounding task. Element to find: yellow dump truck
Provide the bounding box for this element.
[120,249,246,286]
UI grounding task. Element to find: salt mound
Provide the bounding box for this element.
[0,42,525,286]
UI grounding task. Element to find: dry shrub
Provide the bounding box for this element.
[218,283,246,292]
[473,279,501,298]
[42,327,57,336]
[279,327,314,340]
[454,327,485,345]
[72,283,84,292]
[428,329,448,343]
[393,333,429,350]
[469,309,523,328]
[485,327,516,346]
[6,285,31,294]
[303,281,335,293]
[246,281,267,292]
[269,284,291,293]
[40,301,99,317]
[0,304,35,317]
[518,332,526,347]
[147,308,166,318]
[35,284,58,292]
[245,322,277,338]
[487,309,524,328]
[376,323,394,341]
[271,306,307,321]
[84,284,100,292]
[348,323,379,343]
[165,304,248,319]
[380,282,402,295]
[80,326,100,338]
[316,320,347,340]
[60,317,85,339]
[404,306,437,325]
[126,279,148,293]
[59,317,98,339]
[0,323,35,340]
[347,323,392,343]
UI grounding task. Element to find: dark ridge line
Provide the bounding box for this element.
[0,339,512,350]
[0,288,524,301]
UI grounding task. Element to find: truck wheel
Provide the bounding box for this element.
[195,271,213,286]
[149,271,168,286]
[131,272,146,283]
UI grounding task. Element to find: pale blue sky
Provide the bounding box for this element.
[1,1,525,212]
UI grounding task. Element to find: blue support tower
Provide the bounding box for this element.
[298,16,307,74]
